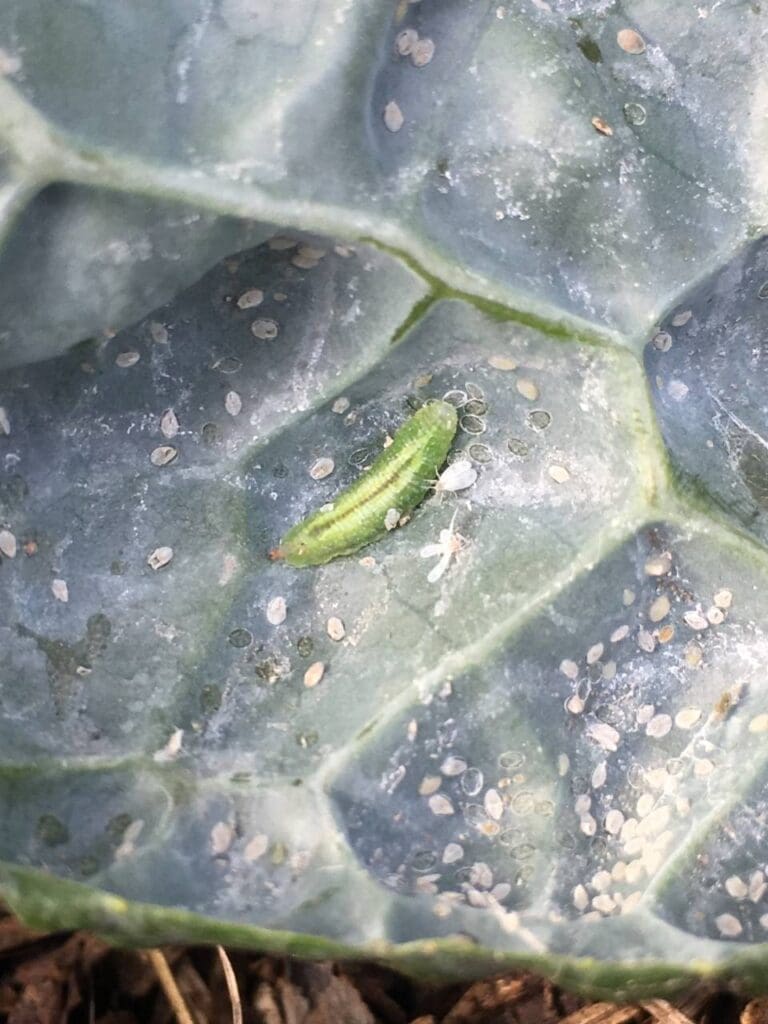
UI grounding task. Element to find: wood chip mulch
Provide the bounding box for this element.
[0,912,765,1024]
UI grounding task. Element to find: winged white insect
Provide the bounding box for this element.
[420,510,467,582]
[435,458,478,494]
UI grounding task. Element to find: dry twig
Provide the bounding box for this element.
[146,948,196,1024]
[217,945,242,1024]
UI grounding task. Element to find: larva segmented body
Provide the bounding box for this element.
[273,400,457,567]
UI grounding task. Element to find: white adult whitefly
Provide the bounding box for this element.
[435,458,478,494]
[420,510,466,582]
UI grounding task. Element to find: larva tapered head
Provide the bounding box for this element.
[279,534,318,568]
[424,398,459,435]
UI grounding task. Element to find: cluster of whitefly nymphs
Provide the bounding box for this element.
[332,526,768,944]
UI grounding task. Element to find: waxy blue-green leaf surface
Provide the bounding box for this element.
[0,0,768,1001]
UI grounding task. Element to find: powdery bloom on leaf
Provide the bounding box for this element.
[420,511,466,583]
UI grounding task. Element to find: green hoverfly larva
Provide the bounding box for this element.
[271,400,458,567]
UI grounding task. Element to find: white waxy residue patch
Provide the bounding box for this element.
[266,596,287,625]
[637,629,656,653]
[560,659,578,679]
[644,552,672,576]
[548,465,570,483]
[0,49,21,75]
[51,578,69,602]
[675,707,702,730]
[591,116,613,136]
[384,507,400,531]
[148,547,173,571]
[411,36,435,66]
[116,350,140,368]
[327,616,345,641]
[150,445,178,467]
[219,553,238,586]
[516,378,539,401]
[574,794,591,815]
[150,322,169,344]
[160,409,180,438]
[591,870,612,893]
[725,876,748,900]
[428,793,454,816]
[251,319,279,340]
[636,794,654,818]
[649,595,670,622]
[419,776,441,796]
[683,609,709,631]
[716,913,743,938]
[470,862,493,889]
[0,529,17,558]
[244,834,269,861]
[586,642,604,665]
[605,809,624,835]
[153,728,184,763]
[703,602,724,625]
[671,310,693,326]
[484,789,504,820]
[210,821,234,856]
[114,818,145,860]
[592,893,616,914]
[636,704,655,725]
[225,391,242,416]
[616,27,646,53]
[573,884,589,911]
[489,354,517,370]
[268,236,296,251]
[384,100,404,132]
[442,842,463,864]
[685,642,703,668]
[668,380,689,401]
[309,457,335,480]
[646,714,672,738]
[292,251,321,270]
[395,28,417,54]
[304,661,325,688]
[440,756,467,776]
[579,814,597,836]
[750,871,767,902]
[237,288,264,309]
[587,721,620,752]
